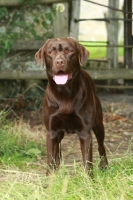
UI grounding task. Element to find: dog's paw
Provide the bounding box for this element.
[98,157,108,170]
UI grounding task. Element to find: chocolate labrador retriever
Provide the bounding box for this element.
[35,37,108,175]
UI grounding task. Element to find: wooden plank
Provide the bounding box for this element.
[0,70,47,79]
[0,69,133,80]
[12,40,45,50]
[88,68,133,80]
[96,85,133,89]
[12,40,133,50]
[107,0,119,69]
[69,0,80,39]
[0,0,69,6]
[53,2,69,38]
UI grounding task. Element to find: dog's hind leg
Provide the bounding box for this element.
[93,121,108,169]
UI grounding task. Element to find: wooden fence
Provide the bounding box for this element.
[0,0,133,90]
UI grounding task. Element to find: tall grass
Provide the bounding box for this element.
[0,110,46,169]
[0,110,133,199]
[0,157,133,200]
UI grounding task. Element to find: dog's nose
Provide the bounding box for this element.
[56,59,65,68]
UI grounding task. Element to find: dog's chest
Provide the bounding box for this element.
[50,112,83,133]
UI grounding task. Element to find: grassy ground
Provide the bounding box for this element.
[80,41,124,59]
[0,156,133,200]
[0,111,133,200]
[0,110,46,169]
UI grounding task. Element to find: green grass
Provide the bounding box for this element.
[0,110,46,169]
[0,157,133,200]
[0,110,133,199]
[80,41,124,59]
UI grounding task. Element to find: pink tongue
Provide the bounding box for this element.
[53,74,68,85]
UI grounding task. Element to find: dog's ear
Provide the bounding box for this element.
[68,38,89,66]
[35,39,50,67]
[78,43,89,66]
[35,47,45,67]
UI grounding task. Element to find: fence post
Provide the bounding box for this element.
[107,0,119,69]
[124,0,132,69]
[69,0,80,40]
[53,2,69,38]
[124,0,133,94]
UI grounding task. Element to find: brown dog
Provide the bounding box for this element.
[35,37,108,175]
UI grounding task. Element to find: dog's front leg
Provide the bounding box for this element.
[46,133,60,175]
[79,133,93,176]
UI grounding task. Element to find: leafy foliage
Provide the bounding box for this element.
[0,1,56,58]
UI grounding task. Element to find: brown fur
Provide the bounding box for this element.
[35,37,108,175]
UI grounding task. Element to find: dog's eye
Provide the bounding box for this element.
[64,47,69,52]
[49,51,54,54]
[69,49,74,52]
[49,47,56,54]
[64,48,74,53]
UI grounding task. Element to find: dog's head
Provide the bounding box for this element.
[35,37,89,85]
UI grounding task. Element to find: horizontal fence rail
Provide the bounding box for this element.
[75,18,133,22]
[11,40,133,50]
[0,69,133,80]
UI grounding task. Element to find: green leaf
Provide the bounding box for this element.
[0,7,8,18]
[52,7,57,17]
[9,21,16,27]
[49,14,54,25]
[19,0,24,3]
[27,1,34,7]
[0,48,6,58]
[17,20,27,27]
[33,16,39,23]
[45,13,50,18]
[42,21,48,30]
[4,40,12,53]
